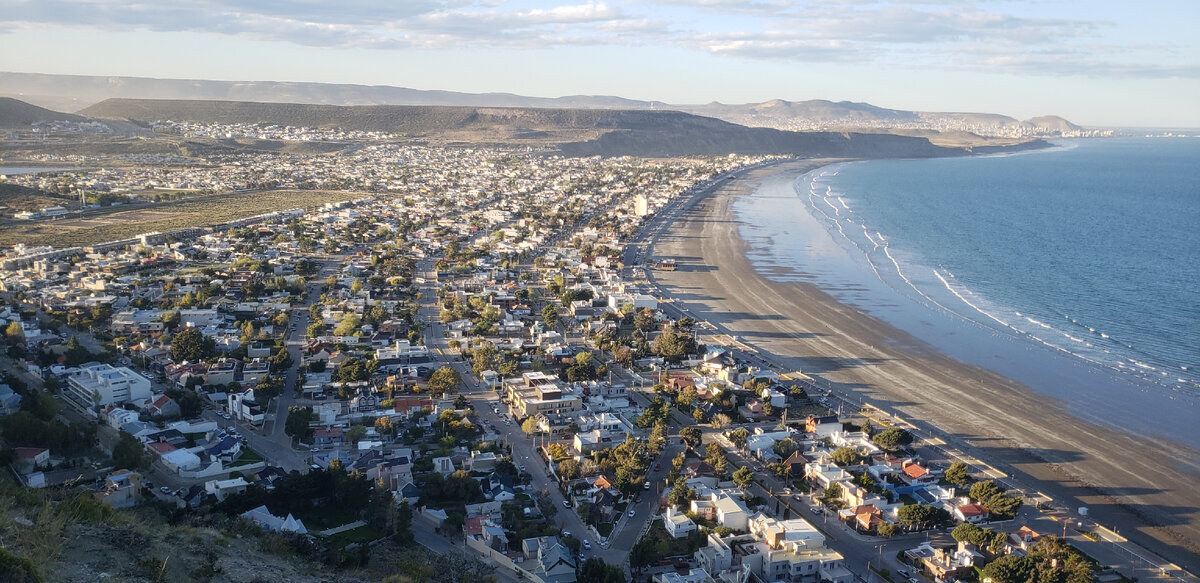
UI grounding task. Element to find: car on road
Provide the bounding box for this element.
[810,507,821,515]
[563,500,571,508]
[520,465,527,472]
[628,509,636,518]
[654,463,662,471]
[159,486,171,494]
[898,570,909,578]
[643,481,651,490]
[583,540,591,550]
[311,447,320,453]
[909,579,919,583]
[562,530,570,538]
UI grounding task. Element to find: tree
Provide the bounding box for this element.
[861,418,874,436]
[985,493,1023,519]
[427,366,461,398]
[521,417,539,435]
[653,330,696,362]
[944,461,970,486]
[728,428,749,450]
[112,430,147,469]
[3,321,24,344]
[285,406,318,443]
[541,304,560,328]
[578,557,626,583]
[823,483,843,502]
[648,420,667,453]
[557,458,581,481]
[712,413,732,428]
[897,503,946,529]
[170,328,215,363]
[346,425,368,445]
[877,522,899,537]
[732,466,754,490]
[872,427,913,450]
[395,499,414,546]
[831,446,860,466]
[629,537,658,573]
[981,555,1033,583]
[375,416,395,438]
[970,480,1004,503]
[679,427,702,449]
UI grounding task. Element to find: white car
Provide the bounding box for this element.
[628,509,636,518]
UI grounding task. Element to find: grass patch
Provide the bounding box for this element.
[596,522,614,537]
[0,189,360,247]
[295,505,358,531]
[236,448,264,463]
[321,524,386,549]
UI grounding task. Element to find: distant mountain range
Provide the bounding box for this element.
[0,72,1087,137]
[78,97,1038,158]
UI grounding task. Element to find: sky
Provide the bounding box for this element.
[1,0,1198,127]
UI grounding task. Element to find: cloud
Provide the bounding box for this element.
[0,0,1194,79]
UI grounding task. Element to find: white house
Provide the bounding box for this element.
[66,363,152,408]
[664,506,698,539]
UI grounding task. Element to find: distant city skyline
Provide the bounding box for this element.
[1,0,1197,127]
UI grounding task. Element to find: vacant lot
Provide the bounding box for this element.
[0,189,361,247]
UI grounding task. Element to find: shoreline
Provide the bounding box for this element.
[648,159,1200,571]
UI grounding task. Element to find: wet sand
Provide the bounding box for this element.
[649,160,1200,571]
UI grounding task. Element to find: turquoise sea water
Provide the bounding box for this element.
[735,138,1200,445]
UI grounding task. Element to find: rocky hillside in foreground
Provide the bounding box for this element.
[80,98,1045,158]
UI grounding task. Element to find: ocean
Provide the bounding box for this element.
[735,138,1200,447]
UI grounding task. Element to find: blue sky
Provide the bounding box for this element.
[1,0,1197,127]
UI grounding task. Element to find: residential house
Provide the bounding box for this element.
[96,469,144,508]
[205,477,250,502]
[664,506,698,539]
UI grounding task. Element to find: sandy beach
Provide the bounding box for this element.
[649,160,1200,571]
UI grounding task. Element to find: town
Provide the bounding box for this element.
[0,127,1180,583]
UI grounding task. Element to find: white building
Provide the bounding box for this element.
[66,363,152,408]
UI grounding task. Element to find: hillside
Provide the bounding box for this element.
[0,96,87,127]
[2,73,1090,138]
[78,98,1030,158]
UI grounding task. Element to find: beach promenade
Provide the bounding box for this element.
[647,160,1200,573]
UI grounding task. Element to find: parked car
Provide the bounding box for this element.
[159,486,171,494]
[583,540,591,550]
[563,500,571,508]
[628,509,636,518]
[643,481,651,490]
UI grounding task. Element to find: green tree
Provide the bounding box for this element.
[861,418,874,436]
[823,483,843,502]
[831,446,860,466]
[346,425,368,445]
[112,430,147,469]
[970,480,1004,503]
[557,458,581,481]
[985,493,1023,519]
[732,466,754,490]
[541,304,560,328]
[981,555,1033,583]
[648,420,667,453]
[897,503,946,529]
[877,522,899,537]
[679,426,702,449]
[427,366,461,399]
[285,405,318,443]
[170,328,216,362]
[944,461,970,486]
[872,427,913,450]
[728,428,749,450]
[521,417,539,435]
